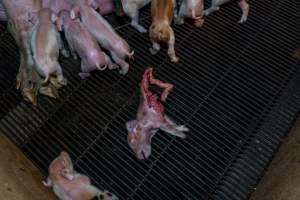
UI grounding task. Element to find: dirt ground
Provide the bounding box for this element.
[0,134,57,200]
[250,118,300,200]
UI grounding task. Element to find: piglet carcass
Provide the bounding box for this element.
[71,4,134,74]
[44,151,119,200]
[175,0,205,27]
[149,0,178,62]
[30,8,67,88]
[204,0,249,23]
[126,68,188,160]
[56,10,114,79]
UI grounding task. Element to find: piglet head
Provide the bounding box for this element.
[28,11,38,25]
[126,120,156,160]
[49,151,75,181]
[56,10,70,31]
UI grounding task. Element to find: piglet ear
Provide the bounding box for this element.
[126,120,138,133]
[28,12,38,24]
[51,13,58,23]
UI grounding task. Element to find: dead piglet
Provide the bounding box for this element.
[126,68,188,160]
[56,10,113,79]
[30,8,67,88]
[175,0,205,27]
[204,0,249,23]
[121,0,151,33]
[44,151,119,200]
[149,0,178,62]
[71,4,134,74]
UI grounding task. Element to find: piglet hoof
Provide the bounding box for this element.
[61,49,70,58]
[79,72,90,79]
[195,19,204,27]
[238,16,248,24]
[203,10,210,16]
[170,56,179,63]
[175,18,184,25]
[108,63,119,70]
[119,67,129,75]
[39,85,59,99]
[136,26,147,33]
[176,125,189,132]
[149,48,158,55]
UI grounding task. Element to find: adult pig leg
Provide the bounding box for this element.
[167,28,179,63]
[238,0,249,23]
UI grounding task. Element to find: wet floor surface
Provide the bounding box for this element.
[250,117,300,200]
[0,134,56,200]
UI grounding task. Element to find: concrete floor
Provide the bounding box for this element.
[250,118,300,200]
[0,134,56,200]
[1,118,300,200]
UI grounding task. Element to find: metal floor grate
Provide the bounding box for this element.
[0,0,300,199]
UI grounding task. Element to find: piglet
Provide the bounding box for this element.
[44,151,119,200]
[56,10,114,79]
[126,68,188,160]
[0,3,7,21]
[175,0,205,27]
[42,0,73,14]
[149,0,178,62]
[30,8,67,87]
[204,0,249,23]
[94,0,115,15]
[71,4,134,74]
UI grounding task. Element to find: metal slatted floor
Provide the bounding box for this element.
[0,0,300,199]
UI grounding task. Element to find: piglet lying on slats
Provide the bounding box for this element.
[149,0,179,62]
[30,8,67,90]
[56,10,114,79]
[126,68,189,160]
[44,151,119,200]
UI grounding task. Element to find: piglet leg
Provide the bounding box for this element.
[42,178,53,187]
[204,0,221,16]
[79,60,91,79]
[50,63,67,88]
[147,69,174,101]
[57,32,70,58]
[168,29,179,63]
[160,115,188,138]
[53,185,72,200]
[111,51,129,75]
[238,0,249,23]
[130,9,147,33]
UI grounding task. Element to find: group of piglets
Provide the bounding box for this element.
[45,151,118,200]
[149,0,250,62]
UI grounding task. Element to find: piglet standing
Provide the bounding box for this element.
[56,10,114,79]
[204,0,249,23]
[149,0,178,62]
[30,8,67,88]
[44,151,119,200]
[175,0,205,27]
[71,4,134,74]
[126,68,189,160]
